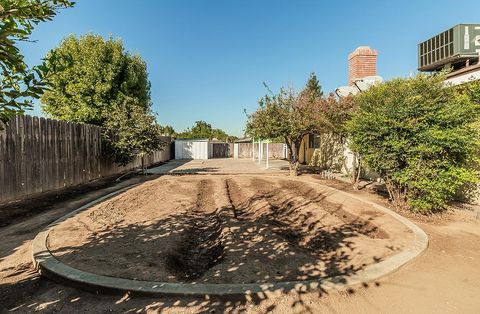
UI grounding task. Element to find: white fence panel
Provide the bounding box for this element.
[175,140,209,160]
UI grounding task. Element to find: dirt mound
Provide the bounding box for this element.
[47,175,411,284]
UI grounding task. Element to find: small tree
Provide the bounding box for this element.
[347,74,480,212]
[103,104,165,169]
[0,0,74,124]
[246,82,325,176]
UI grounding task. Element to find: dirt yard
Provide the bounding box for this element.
[0,169,479,313]
[47,175,409,284]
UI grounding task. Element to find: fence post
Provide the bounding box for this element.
[252,137,255,161]
[266,142,269,169]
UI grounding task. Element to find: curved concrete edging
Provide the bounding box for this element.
[32,179,428,296]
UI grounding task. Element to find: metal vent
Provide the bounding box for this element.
[418,24,480,71]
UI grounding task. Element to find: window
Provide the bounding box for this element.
[308,133,321,149]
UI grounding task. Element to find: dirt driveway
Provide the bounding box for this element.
[0,170,479,313]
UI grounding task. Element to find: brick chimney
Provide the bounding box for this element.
[348,46,377,85]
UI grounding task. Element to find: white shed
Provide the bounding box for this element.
[174,139,210,160]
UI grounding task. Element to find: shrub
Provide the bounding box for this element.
[347,74,480,213]
[103,104,165,167]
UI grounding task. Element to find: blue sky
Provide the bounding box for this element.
[19,0,480,136]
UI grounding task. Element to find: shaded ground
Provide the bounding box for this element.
[0,171,145,229]
[47,175,406,284]
[0,172,479,313]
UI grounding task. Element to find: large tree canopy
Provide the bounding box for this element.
[347,74,480,212]
[41,33,164,165]
[41,34,151,125]
[0,0,74,123]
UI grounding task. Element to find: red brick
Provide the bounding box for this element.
[348,46,377,85]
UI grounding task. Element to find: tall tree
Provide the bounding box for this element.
[305,72,323,99]
[42,33,165,165]
[41,34,151,125]
[0,0,74,124]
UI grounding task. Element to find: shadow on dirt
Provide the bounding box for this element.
[1,177,388,313]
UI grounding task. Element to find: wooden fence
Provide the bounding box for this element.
[0,115,171,203]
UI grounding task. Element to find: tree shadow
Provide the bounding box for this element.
[1,177,391,313]
[50,185,383,282]
[170,167,220,174]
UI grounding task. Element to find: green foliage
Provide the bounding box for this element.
[305,72,323,99]
[41,34,151,125]
[177,120,236,142]
[41,33,164,165]
[246,79,326,175]
[103,105,165,166]
[347,74,480,213]
[0,0,74,123]
[159,125,176,137]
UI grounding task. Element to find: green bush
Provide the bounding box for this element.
[347,74,480,213]
[103,104,165,166]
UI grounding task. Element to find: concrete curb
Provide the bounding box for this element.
[32,180,428,296]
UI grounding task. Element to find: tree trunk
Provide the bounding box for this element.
[351,152,362,189]
[385,178,408,209]
[290,160,299,176]
[285,137,301,176]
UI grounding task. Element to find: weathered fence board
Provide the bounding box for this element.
[0,115,171,203]
[212,143,230,158]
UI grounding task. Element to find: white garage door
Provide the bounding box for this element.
[174,140,209,160]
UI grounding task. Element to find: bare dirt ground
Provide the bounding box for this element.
[47,175,408,284]
[0,172,479,314]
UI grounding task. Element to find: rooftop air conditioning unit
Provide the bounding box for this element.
[418,24,480,72]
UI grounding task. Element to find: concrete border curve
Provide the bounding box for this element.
[32,179,428,296]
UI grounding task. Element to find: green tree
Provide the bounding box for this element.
[103,104,165,168]
[0,0,74,123]
[246,82,326,176]
[347,74,480,213]
[160,125,176,137]
[41,34,151,125]
[42,33,165,165]
[305,72,323,99]
[190,120,214,138]
[177,120,233,141]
